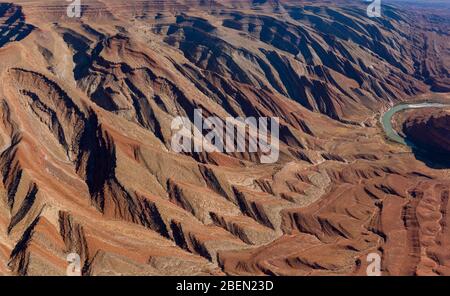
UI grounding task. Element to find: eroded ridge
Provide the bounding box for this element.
[0,0,448,275]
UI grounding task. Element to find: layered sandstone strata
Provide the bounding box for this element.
[0,0,448,275]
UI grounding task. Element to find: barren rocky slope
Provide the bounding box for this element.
[0,0,449,275]
[403,109,450,156]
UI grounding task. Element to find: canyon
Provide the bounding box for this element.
[402,108,450,168]
[0,0,449,275]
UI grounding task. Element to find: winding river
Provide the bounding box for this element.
[381,102,448,146]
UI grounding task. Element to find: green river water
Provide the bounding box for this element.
[381,102,448,146]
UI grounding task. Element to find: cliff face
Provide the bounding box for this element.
[403,110,450,155]
[0,1,449,276]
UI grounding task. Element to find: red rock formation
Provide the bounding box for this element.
[403,109,450,155]
[0,0,448,276]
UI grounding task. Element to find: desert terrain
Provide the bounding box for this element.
[0,0,449,275]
